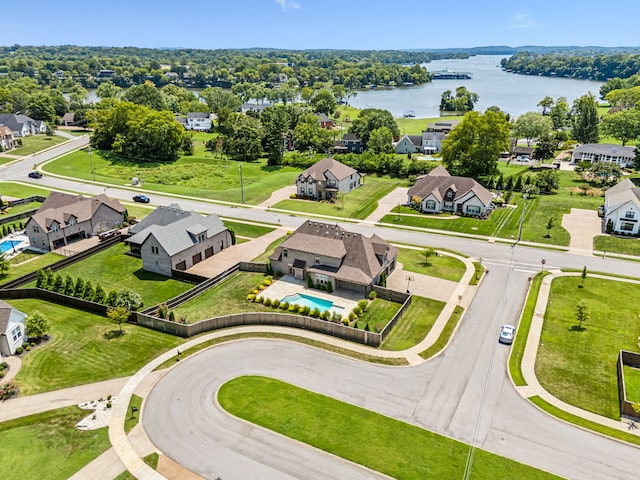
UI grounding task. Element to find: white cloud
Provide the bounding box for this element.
[275,0,301,11]
[509,13,538,29]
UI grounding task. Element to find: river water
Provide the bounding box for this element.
[349,55,604,118]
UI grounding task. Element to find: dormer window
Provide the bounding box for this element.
[625,210,635,219]
[68,216,76,226]
[50,222,59,232]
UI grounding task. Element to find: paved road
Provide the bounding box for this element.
[5,140,640,479]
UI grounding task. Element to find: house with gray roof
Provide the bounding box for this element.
[296,157,362,201]
[571,143,635,168]
[127,203,193,255]
[603,178,640,235]
[395,134,423,154]
[127,212,232,276]
[407,166,494,216]
[421,131,446,154]
[25,192,125,251]
[426,120,460,134]
[186,112,212,131]
[0,300,27,358]
[0,113,46,137]
[269,220,397,295]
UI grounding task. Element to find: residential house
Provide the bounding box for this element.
[603,178,640,235]
[127,212,232,277]
[421,131,446,154]
[407,165,494,216]
[395,134,423,154]
[269,220,397,295]
[336,134,363,154]
[511,145,534,159]
[571,143,635,168]
[316,113,334,129]
[61,112,76,126]
[25,192,125,251]
[426,120,460,134]
[0,113,46,137]
[0,300,27,357]
[241,102,272,114]
[186,112,212,131]
[127,203,193,255]
[296,157,362,201]
[0,125,15,151]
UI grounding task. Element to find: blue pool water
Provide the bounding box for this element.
[0,240,21,253]
[280,293,343,314]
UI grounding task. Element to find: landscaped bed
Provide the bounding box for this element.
[6,299,183,395]
[535,276,640,419]
[219,376,561,480]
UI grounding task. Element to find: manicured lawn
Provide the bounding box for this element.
[124,394,143,434]
[0,251,65,285]
[393,114,463,136]
[219,376,561,480]
[397,247,466,282]
[7,299,183,395]
[354,298,400,331]
[43,148,300,205]
[52,243,192,306]
[271,176,404,220]
[0,406,110,480]
[0,181,54,199]
[251,234,287,262]
[623,365,640,404]
[222,220,275,238]
[535,276,640,419]
[594,235,640,257]
[123,203,154,222]
[419,305,464,359]
[8,134,67,156]
[172,271,273,322]
[381,296,445,351]
[0,199,41,217]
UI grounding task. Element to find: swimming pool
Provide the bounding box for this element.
[280,292,343,314]
[0,240,21,254]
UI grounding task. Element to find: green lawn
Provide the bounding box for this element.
[223,220,275,238]
[354,298,400,331]
[271,176,404,220]
[393,114,463,136]
[7,299,183,395]
[623,365,640,404]
[124,394,143,435]
[0,181,54,199]
[535,276,640,419]
[7,135,67,156]
[43,148,300,205]
[1,200,41,216]
[251,234,287,262]
[0,251,65,285]
[419,305,464,359]
[219,376,561,480]
[594,235,640,257]
[397,247,466,282]
[381,296,445,351]
[52,243,192,306]
[0,406,110,480]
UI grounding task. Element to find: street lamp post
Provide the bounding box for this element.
[88,146,95,182]
[239,163,245,204]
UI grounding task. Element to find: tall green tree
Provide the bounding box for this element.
[26,311,51,339]
[367,126,394,154]
[349,108,399,149]
[538,96,554,115]
[310,89,337,115]
[200,87,241,115]
[122,81,166,111]
[549,97,570,131]
[226,114,264,161]
[96,81,121,99]
[512,112,553,146]
[261,106,290,165]
[571,93,599,144]
[441,110,510,178]
[27,92,57,123]
[600,109,640,145]
[292,113,333,153]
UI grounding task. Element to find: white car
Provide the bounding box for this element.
[499,324,516,344]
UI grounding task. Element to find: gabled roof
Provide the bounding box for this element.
[298,157,359,182]
[0,113,36,132]
[270,220,397,286]
[408,166,493,206]
[0,300,25,332]
[422,131,446,141]
[605,178,640,214]
[574,143,635,157]
[30,192,125,230]
[342,134,362,142]
[128,203,192,236]
[187,112,209,119]
[0,125,13,137]
[129,213,228,257]
[315,113,332,123]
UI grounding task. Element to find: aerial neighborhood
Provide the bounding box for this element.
[1,38,640,480]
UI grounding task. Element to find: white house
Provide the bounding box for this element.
[421,131,446,153]
[0,114,46,137]
[603,178,640,235]
[0,300,27,357]
[407,165,494,216]
[185,112,212,131]
[571,144,635,168]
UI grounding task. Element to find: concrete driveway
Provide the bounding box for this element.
[561,208,602,256]
[386,263,457,302]
[363,186,409,223]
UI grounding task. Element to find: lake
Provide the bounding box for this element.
[349,55,604,118]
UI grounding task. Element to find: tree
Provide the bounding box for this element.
[107,306,130,333]
[27,92,57,123]
[63,275,75,296]
[115,288,143,311]
[512,112,553,146]
[310,89,337,115]
[571,93,599,144]
[261,106,289,166]
[545,216,555,237]
[122,81,166,111]
[422,247,435,266]
[292,113,333,153]
[533,132,560,160]
[536,169,560,193]
[581,266,588,287]
[74,277,85,297]
[200,87,241,116]
[26,311,50,339]
[0,253,9,277]
[349,108,399,149]
[575,302,589,329]
[225,114,264,161]
[440,87,478,112]
[538,96,554,115]
[635,146,640,170]
[587,161,622,184]
[549,97,570,131]
[367,126,394,154]
[96,81,121,99]
[441,110,510,178]
[600,109,640,146]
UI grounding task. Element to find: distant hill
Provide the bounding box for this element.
[410,46,640,56]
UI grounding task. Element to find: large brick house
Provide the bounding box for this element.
[296,157,362,201]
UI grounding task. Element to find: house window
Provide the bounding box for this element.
[443,201,454,210]
[300,188,305,194]
[625,210,635,219]
[425,200,436,210]
[11,325,22,342]
[620,222,635,232]
[50,223,59,232]
[467,205,481,215]
[219,240,224,249]
[68,217,76,226]
[316,274,329,285]
[33,226,40,233]
[151,246,159,254]
[283,248,288,258]
[315,256,320,264]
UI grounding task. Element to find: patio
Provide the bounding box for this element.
[261,275,364,316]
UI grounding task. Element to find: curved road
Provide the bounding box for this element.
[4,139,640,479]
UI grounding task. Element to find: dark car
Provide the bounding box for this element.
[132,194,150,203]
[28,171,43,179]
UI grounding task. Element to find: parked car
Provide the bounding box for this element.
[597,205,605,218]
[133,194,150,203]
[499,324,516,344]
[28,171,43,179]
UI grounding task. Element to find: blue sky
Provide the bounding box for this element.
[2,0,639,49]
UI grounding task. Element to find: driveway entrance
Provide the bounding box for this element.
[561,208,602,256]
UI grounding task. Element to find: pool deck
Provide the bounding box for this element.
[260,275,362,315]
[0,233,29,259]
